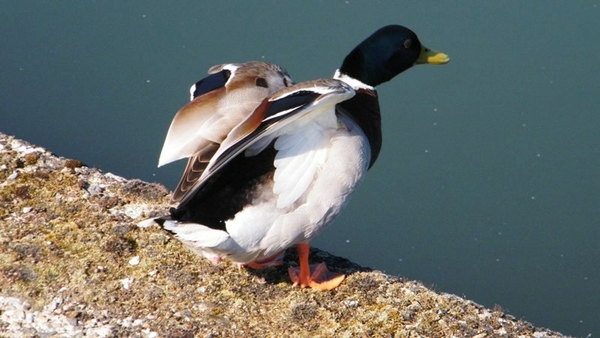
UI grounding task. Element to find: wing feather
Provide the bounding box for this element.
[273,116,333,208]
[171,142,219,202]
[159,62,293,202]
[158,88,225,167]
[177,78,355,207]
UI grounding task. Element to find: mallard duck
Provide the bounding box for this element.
[156,25,449,290]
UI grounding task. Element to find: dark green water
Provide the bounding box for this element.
[2,2,598,336]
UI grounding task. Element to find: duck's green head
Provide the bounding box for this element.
[339,25,449,87]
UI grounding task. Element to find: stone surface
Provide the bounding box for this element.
[0,132,568,337]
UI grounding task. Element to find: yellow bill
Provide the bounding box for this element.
[416,45,450,65]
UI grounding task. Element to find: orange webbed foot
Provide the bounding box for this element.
[288,263,345,290]
[288,243,345,290]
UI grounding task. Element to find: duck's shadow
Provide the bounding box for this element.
[244,247,373,285]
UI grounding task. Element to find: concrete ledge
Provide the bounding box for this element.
[0,132,568,337]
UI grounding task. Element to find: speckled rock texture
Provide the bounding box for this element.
[0,132,568,337]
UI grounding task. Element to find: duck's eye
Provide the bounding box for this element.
[283,77,289,87]
[404,39,412,49]
[256,77,268,88]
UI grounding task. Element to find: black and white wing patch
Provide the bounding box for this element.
[177,78,356,206]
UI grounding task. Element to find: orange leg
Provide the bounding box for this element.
[288,243,345,290]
